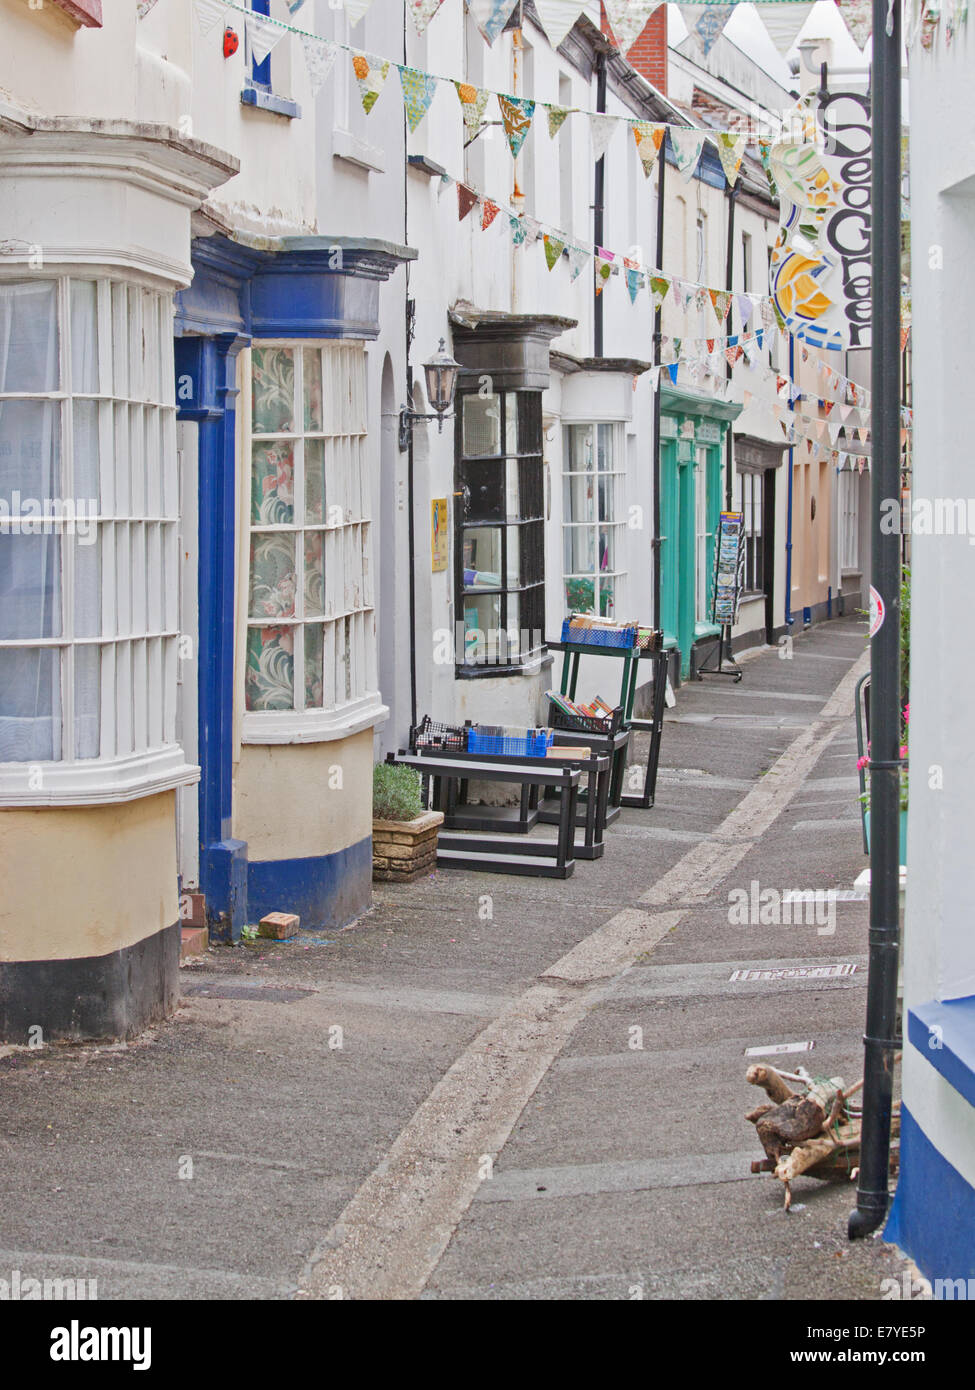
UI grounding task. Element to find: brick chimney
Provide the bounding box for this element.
[601,2,668,95]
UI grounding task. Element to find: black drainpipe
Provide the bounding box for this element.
[593,49,607,356]
[849,0,903,1241]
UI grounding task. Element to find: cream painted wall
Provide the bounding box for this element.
[234,729,374,862]
[0,792,178,962]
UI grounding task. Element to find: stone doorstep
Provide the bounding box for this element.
[179,925,208,962]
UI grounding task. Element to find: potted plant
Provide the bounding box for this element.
[372,763,443,883]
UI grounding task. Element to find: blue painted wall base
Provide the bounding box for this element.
[885,1105,975,1283]
[247,835,373,931]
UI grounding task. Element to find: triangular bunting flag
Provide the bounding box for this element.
[546,105,572,139]
[352,52,391,115]
[567,246,590,281]
[343,0,375,24]
[543,234,565,270]
[194,0,226,34]
[680,4,736,55]
[509,215,528,246]
[468,0,520,44]
[649,275,671,310]
[706,339,716,354]
[589,114,618,164]
[670,128,706,183]
[667,363,679,385]
[408,0,446,36]
[137,0,160,16]
[836,0,873,48]
[301,36,339,96]
[245,8,286,66]
[759,1,816,56]
[498,94,535,158]
[533,0,588,49]
[624,260,643,304]
[736,294,755,329]
[595,248,615,296]
[455,83,490,140]
[725,345,744,368]
[481,198,501,230]
[521,216,542,246]
[457,183,479,221]
[709,289,732,324]
[631,121,666,179]
[604,0,662,53]
[399,67,438,132]
[694,287,710,315]
[714,132,747,188]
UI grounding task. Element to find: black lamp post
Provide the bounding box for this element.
[399,339,459,450]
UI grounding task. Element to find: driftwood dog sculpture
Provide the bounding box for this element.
[745,1062,900,1210]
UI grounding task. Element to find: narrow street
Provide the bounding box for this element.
[0,615,911,1300]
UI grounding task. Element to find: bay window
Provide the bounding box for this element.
[562,422,625,619]
[243,340,378,738]
[455,389,544,670]
[0,276,190,803]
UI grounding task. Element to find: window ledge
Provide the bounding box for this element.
[242,694,389,744]
[241,85,301,120]
[0,747,199,808]
[332,129,386,173]
[908,996,975,1111]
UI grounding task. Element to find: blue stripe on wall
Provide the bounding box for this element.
[885,1105,975,1283]
[247,835,373,931]
[908,995,975,1111]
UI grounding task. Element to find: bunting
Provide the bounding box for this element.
[567,245,591,281]
[408,0,446,35]
[670,128,706,182]
[300,35,339,96]
[498,94,535,157]
[714,132,748,187]
[194,0,228,35]
[481,198,501,230]
[244,8,288,65]
[533,0,589,49]
[595,248,615,296]
[680,3,736,54]
[399,66,439,131]
[543,233,565,270]
[343,0,375,24]
[632,121,666,179]
[455,82,490,139]
[468,0,520,44]
[352,52,391,114]
[546,105,572,139]
[603,0,663,53]
[457,183,479,221]
[589,114,618,163]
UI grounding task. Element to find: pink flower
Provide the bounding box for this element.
[857,755,869,771]
[903,703,910,724]
[900,744,908,759]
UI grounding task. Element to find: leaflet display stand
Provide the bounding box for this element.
[696,510,745,683]
[547,638,669,810]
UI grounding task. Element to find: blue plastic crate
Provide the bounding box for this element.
[561,620,639,649]
[467,727,554,758]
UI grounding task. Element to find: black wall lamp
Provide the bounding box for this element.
[399,339,460,451]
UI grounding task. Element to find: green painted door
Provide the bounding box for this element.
[660,431,723,679]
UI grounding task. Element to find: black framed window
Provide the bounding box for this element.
[740,468,765,595]
[455,389,544,672]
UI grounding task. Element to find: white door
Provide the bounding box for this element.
[175,421,200,889]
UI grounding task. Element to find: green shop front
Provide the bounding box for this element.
[658,386,742,681]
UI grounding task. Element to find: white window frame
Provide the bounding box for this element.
[562,422,626,621]
[0,274,197,807]
[241,339,384,745]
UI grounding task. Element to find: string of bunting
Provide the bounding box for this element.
[179,0,810,185]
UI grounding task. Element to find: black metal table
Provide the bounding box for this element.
[388,751,584,878]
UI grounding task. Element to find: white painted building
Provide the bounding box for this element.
[883,14,975,1288]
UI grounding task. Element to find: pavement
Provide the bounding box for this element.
[0,614,913,1301]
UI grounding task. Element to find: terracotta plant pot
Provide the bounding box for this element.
[372,810,444,883]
